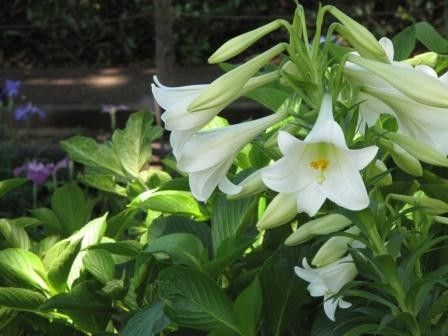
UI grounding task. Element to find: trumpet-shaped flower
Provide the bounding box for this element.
[294,256,357,321]
[177,112,287,202]
[152,72,280,158]
[262,94,378,217]
[345,38,448,155]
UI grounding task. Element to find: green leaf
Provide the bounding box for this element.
[112,111,162,178]
[234,276,262,336]
[245,87,291,112]
[157,266,242,335]
[0,178,26,199]
[393,26,416,60]
[130,190,208,220]
[83,249,115,284]
[61,136,124,176]
[0,248,49,292]
[144,233,208,271]
[51,183,94,234]
[30,208,62,234]
[0,219,31,249]
[107,208,138,240]
[43,236,81,291]
[211,194,258,254]
[67,213,108,288]
[0,287,45,311]
[260,245,308,336]
[121,301,171,336]
[89,240,142,257]
[78,174,127,196]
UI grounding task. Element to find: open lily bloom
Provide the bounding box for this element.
[294,256,357,321]
[152,72,279,158]
[262,94,377,216]
[345,38,448,155]
[177,111,287,202]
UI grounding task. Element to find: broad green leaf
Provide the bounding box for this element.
[112,111,162,178]
[157,266,242,335]
[211,194,258,254]
[149,215,212,254]
[144,233,208,271]
[107,208,138,240]
[234,276,262,336]
[121,301,171,336]
[130,190,207,220]
[393,26,416,60]
[30,208,62,234]
[78,174,127,196]
[0,178,26,199]
[51,183,94,234]
[43,236,81,291]
[0,287,45,311]
[84,249,115,284]
[0,248,49,292]
[260,245,308,336]
[61,135,124,176]
[89,240,142,257]
[67,213,108,288]
[0,219,31,249]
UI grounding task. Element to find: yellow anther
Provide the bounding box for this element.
[310,159,330,185]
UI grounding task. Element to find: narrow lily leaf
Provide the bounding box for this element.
[88,240,143,257]
[234,276,262,336]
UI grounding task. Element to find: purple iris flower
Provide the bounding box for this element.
[14,160,54,185]
[3,80,21,98]
[14,102,45,121]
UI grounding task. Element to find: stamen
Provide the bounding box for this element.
[310,159,330,184]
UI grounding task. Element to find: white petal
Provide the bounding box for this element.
[338,298,352,309]
[323,297,338,321]
[296,182,326,217]
[169,130,195,160]
[152,83,200,110]
[357,92,395,133]
[321,148,370,211]
[277,130,307,156]
[294,265,319,284]
[348,145,378,170]
[415,65,438,78]
[305,94,348,149]
[379,37,394,62]
[188,160,233,202]
[308,282,327,297]
[153,75,208,92]
[218,176,243,195]
[262,156,313,193]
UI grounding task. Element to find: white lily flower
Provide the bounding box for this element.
[177,112,287,202]
[294,256,357,321]
[345,38,448,155]
[262,94,378,216]
[152,72,280,158]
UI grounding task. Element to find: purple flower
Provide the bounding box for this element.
[3,80,21,98]
[14,102,45,121]
[14,160,54,185]
[54,157,69,173]
[101,104,130,115]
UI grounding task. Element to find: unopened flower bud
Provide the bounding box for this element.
[366,159,392,186]
[208,20,286,64]
[256,193,297,230]
[380,139,422,176]
[390,194,448,215]
[227,169,266,200]
[285,214,352,246]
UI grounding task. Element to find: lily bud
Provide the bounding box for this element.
[365,159,392,186]
[380,139,422,177]
[390,194,448,215]
[256,193,297,230]
[188,43,286,112]
[208,20,286,64]
[384,132,448,167]
[227,169,267,200]
[312,226,361,267]
[348,54,448,109]
[284,214,352,246]
[327,6,389,62]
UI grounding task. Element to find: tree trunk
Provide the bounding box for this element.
[154,0,175,84]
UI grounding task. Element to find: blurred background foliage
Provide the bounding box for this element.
[0,0,447,68]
